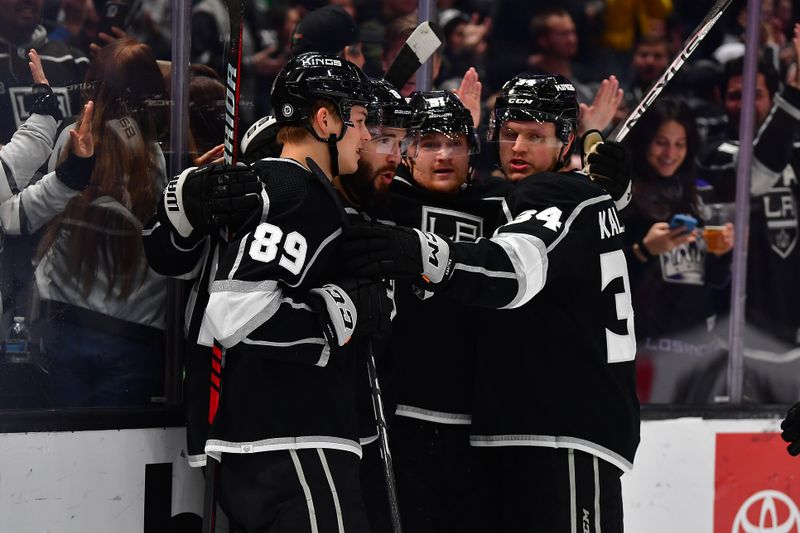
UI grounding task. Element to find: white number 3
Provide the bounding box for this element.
[248,223,308,275]
[600,250,636,363]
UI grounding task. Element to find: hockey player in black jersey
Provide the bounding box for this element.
[377,89,511,533]
[344,73,638,532]
[147,52,393,533]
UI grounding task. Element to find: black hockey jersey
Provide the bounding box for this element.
[698,85,800,345]
[200,158,366,460]
[437,171,640,471]
[387,171,511,424]
[0,26,89,142]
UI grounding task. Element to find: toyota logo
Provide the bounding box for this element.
[732,490,800,533]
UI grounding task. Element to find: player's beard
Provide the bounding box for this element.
[341,161,396,211]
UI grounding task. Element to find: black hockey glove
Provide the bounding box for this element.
[160,162,262,240]
[29,84,63,121]
[582,130,632,210]
[311,278,393,347]
[781,402,800,456]
[342,224,455,289]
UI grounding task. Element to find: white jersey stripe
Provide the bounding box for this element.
[546,194,610,253]
[491,232,548,309]
[569,450,577,533]
[594,455,602,533]
[290,450,319,533]
[318,450,346,533]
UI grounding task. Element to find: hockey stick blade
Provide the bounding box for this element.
[609,0,734,142]
[384,21,442,91]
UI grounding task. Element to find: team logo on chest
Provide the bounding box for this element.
[762,185,798,259]
[421,206,483,242]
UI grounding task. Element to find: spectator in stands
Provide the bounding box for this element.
[0,0,89,143]
[291,5,364,68]
[360,0,418,77]
[35,39,169,408]
[622,98,733,403]
[692,28,800,403]
[599,0,673,83]
[528,7,597,104]
[436,9,491,90]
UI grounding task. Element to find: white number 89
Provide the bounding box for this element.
[248,223,308,276]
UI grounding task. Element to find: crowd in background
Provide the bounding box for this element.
[0,0,798,409]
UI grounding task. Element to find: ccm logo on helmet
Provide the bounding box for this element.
[508,98,534,105]
[300,57,343,67]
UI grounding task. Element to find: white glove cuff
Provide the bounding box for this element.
[311,284,357,347]
[413,228,451,284]
[164,167,195,238]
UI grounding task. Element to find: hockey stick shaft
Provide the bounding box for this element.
[204,3,244,533]
[366,341,403,533]
[609,0,734,142]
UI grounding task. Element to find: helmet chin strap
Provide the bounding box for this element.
[305,123,347,177]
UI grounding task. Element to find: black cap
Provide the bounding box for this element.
[291,5,360,56]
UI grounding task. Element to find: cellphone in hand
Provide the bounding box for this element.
[669,213,698,232]
[97,1,131,37]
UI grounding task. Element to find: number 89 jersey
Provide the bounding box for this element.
[442,171,640,472]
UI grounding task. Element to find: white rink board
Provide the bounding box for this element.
[623,417,787,532]
[0,428,204,533]
[0,417,793,532]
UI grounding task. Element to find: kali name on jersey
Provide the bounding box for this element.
[598,206,625,239]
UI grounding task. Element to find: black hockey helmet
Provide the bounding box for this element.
[489,73,578,145]
[271,51,375,175]
[367,78,412,130]
[405,90,479,156]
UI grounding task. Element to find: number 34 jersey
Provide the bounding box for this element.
[441,171,640,471]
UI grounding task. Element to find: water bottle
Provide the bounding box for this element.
[4,317,31,364]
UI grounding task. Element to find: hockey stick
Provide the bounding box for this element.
[203,2,244,533]
[305,157,404,533]
[384,21,442,91]
[366,341,403,533]
[608,0,734,142]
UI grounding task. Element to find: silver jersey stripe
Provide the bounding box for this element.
[242,337,326,348]
[187,454,207,468]
[594,455,602,533]
[205,436,363,460]
[569,450,577,533]
[469,434,632,473]
[360,434,379,446]
[453,263,517,279]
[228,235,249,279]
[318,450,345,533]
[395,405,472,425]
[546,194,611,253]
[290,450,319,533]
[292,227,342,287]
[210,279,278,293]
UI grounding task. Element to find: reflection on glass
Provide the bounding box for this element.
[35,39,168,408]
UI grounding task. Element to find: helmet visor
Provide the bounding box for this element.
[361,126,409,155]
[403,130,479,160]
[489,108,564,148]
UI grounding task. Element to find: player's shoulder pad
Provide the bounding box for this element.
[507,171,610,216]
[468,175,514,198]
[251,157,312,211]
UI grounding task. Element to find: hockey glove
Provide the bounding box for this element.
[160,162,262,239]
[311,278,393,347]
[781,402,800,456]
[582,130,632,210]
[342,224,455,289]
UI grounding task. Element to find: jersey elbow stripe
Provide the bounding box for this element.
[492,233,548,309]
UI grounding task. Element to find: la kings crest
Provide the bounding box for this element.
[421,205,483,242]
[762,167,798,259]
